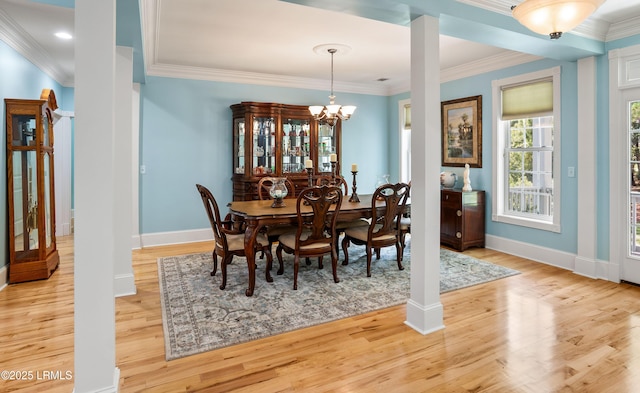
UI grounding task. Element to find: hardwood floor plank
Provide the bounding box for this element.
[1,235,640,392]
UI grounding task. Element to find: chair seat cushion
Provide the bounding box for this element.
[278,232,331,251]
[222,232,270,252]
[336,218,369,230]
[344,224,397,242]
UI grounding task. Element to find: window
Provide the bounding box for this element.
[492,67,561,232]
[399,99,411,183]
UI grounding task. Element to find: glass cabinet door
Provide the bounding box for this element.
[233,118,245,175]
[252,117,275,176]
[12,150,39,255]
[317,123,336,173]
[11,114,37,147]
[281,118,310,174]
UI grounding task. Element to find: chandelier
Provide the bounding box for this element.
[309,46,356,127]
[511,0,604,40]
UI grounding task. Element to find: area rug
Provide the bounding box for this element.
[157,239,519,360]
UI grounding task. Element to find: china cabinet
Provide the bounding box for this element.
[231,102,341,200]
[5,89,59,283]
[440,189,485,251]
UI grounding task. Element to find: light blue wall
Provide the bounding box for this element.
[442,59,580,254]
[0,40,66,269]
[139,76,389,234]
[387,35,640,260]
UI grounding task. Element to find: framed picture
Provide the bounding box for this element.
[441,95,482,168]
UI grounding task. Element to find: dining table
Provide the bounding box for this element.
[228,194,410,296]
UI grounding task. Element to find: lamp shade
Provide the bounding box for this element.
[512,0,604,39]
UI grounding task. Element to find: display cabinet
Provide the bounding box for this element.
[231,102,341,200]
[440,189,485,251]
[5,89,59,283]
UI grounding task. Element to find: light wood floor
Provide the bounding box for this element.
[1,235,640,392]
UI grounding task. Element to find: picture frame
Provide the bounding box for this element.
[441,95,482,168]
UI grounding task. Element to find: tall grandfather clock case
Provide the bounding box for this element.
[5,89,59,283]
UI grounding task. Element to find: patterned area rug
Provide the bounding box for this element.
[158,238,519,360]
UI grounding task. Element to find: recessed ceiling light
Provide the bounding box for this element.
[55,32,73,40]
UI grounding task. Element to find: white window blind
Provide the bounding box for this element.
[501,79,553,120]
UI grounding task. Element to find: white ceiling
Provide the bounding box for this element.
[0,0,639,93]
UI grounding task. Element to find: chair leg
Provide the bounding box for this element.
[220,255,232,290]
[264,246,274,283]
[341,236,350,266]
[275,244,285,275]
[331,247,340,284]
[293,255,300,290]
[211,250,218,276]
[366,248,373,277]
[318,256,323,269]
[396,242,404,270]
[375,248,381,260]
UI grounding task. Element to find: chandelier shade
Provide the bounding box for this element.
[309,46,356,127]
[511,0,605,39]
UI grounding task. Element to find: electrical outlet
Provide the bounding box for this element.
[140,165,146,174]
[568,166,575,177]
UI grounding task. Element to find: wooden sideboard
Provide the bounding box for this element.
[440,189,485,251]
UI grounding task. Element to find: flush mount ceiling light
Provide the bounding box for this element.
[511,0,605,39]
[55,32,73,40]
[309,44,356,127]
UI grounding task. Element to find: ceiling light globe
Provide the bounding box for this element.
[512,0,604,39]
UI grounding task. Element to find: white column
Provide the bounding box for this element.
[74,0,120,391]
[574,56,598,278]
[114,46,136,297]
[405,15,445,334]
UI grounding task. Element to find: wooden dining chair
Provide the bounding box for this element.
[397,181,411,249]
[256,177,297,256]
[274,185,343,290]
[341,182,410,277]
[317,174,368,253]
[316,175,348,196]
[195,184,274,290]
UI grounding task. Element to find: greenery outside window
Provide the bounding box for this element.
[492,67,561,232]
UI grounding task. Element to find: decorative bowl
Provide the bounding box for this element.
[440,172,457,188]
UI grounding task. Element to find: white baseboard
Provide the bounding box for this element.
[72,367,120,393]
[131,234,142,250]
[140,228,213,248]
[486,234,615,282]
[114,273,136,297]
[0,264,7,292]
[405,298,445,335]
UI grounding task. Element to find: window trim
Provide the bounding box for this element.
[398,98,411,183]
[491,67,561,233]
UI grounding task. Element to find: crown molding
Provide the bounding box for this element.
[146,63,391,96]
[0,8,71,87]
[606,16,640,43]
[440,51,541,83]
[148,50,540,97]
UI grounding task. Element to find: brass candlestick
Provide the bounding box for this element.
[349,171,360,203]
